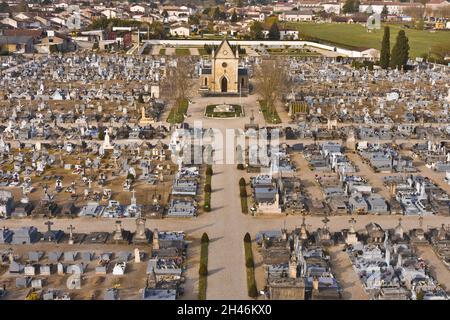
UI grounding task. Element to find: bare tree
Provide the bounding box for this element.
[254,58,291,119]
[403,7,426,22]
[161,56,195,114]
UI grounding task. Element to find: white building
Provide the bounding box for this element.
[279,10,315,22]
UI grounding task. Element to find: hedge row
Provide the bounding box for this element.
[198,233,209,300]
[239,177,248,214]
[243,232,258,298]
[203,165,213,212]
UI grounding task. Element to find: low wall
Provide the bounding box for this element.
[143,39,366,58]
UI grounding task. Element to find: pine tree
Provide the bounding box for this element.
[390,30,410,70]
[250,21,264,40]
[231,9,238,22]
[268,22,280,40]
[380,26,390,69]
[18,0,27,12]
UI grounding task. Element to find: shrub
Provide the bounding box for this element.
[199,263,208,277]
[241,197,248,214]
[237,164,244,170]
[246,257,254,268]
[204,184,212,193]
[244,232,251,243]
[240,188,247,198]
[248,283,258,298]
[239,177,246,187]
[203,199,211,212]
[201,233,210,244]
[206,165,213,176]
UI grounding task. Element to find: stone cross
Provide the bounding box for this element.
[349,217,356,233]
[45,220,53,232]
[322,217,330,228]
[67,224,75,239]
[67,225,75,244]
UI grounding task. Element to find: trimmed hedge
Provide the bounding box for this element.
[203,165,213,212]
[241,197,248,214]
[240,178,249,214]
[243,233,258,298]
[198,232,209,300]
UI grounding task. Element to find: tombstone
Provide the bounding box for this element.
[31,279,43,289]
[24,265,36,276]
[67,263,85,275]
[57,263,65,275]
[67,225,75,245]
[66,274,81,290]
[64,251,78,262]
[81,252,93,262]
[152,229,159,250]
[134,248,141,263]
[27,251,43,262]
[15,277,31,289]
[112,262,126,275]
[133,217,149,244]
[9,261,24,274]
[48,251,62,262]
[104,288,119,300]
[118,252,130,262]
[113,220,124,241]
[40,264,52,276]
[12,226,39,244]
[0,227,13,244]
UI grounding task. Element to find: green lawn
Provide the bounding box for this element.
[259,100,281,124]
[175,48,191,56]
[285,22,450,58]
[205,104,243,118]
[198,48,208,56]
[166,99,189,124]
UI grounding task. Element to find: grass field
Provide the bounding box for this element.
[205,104,243,118]
[285,22,450,58]
[259,100,282,124]
[166,99,189,123]
[175,48,191,56]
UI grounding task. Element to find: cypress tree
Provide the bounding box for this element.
[380,26,390,69]
[390,30,410,70]
[268,22,280,40]
[231,10,238,23]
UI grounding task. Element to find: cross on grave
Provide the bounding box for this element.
[45,220,53,232]
[348,217,356,233]
[322,217,330,229]
[67,225,75,244]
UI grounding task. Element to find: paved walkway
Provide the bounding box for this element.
[415,245,450,291]
[329,245,369,300]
